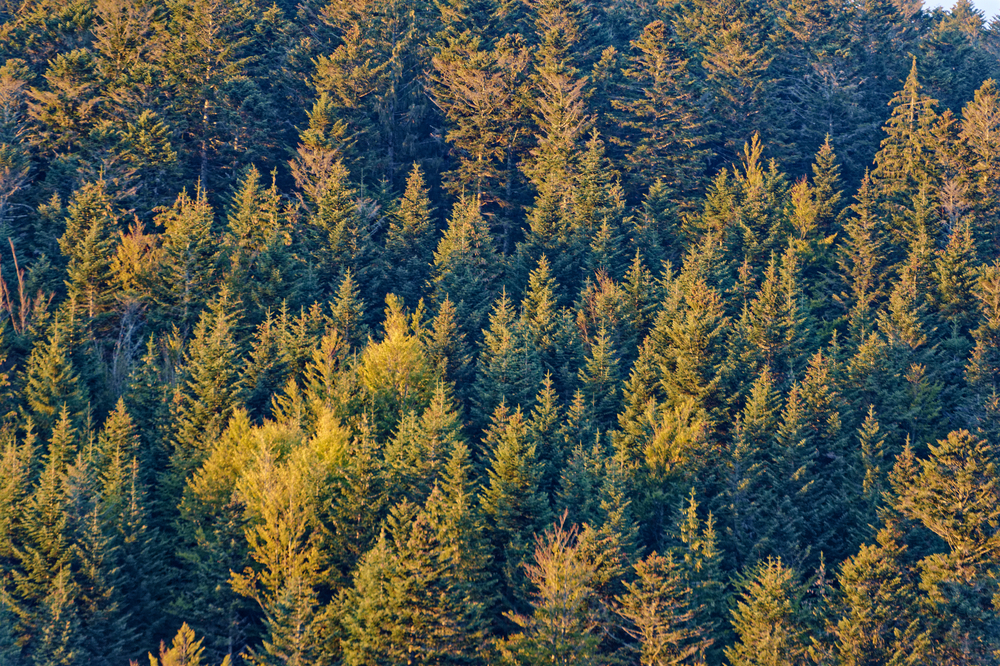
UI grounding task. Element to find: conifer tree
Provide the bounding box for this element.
[616,550,711,666]
[526,373,565,500]
[383,383,465,506]
[890,431,1000,664]
[612,20,708,202]
[480,404,553,611]
[424,296,475,397]
[230,432,333,666]
[576,325,620,430]
[833,523,923,666]
[651,276,729,428]
[431,31,534,226]
[836,173,888,345]
[718,367,801,569]
[675,0,775,153]
[150,187,219,335]
[872,60,941,211]
[474,289,542,432]
[613,337,660,468]
[498,519,602,666]
[241,315,290,423]
[161,0,257,187]
[59,180,120,331]
[341,443,490,666]
[26,49,101,157]
[357,295,436,439]
[5,408,85,665]
[725,558,814,666]
[430,196,504,340]
[221,167,300,323]
[310,0,435,186]
[328,270,368,351]
[958,78,1000,254]
[296,159,371,298]
[379,164,437,310]
[934,216,979,336]
[146,622,233,666]
[521,0,593,193]
[966,261,1000,425]
[22,318,89,438]
[168,287,245,487]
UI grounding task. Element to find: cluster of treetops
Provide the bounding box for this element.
[2,0,1000,663]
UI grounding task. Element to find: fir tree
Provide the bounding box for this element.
[497,518,603,666]
[168,287,245,488]
[60,180,120,331]
[612,20,708,203]
[22,318,89,438]
[150,187,219,335]
[474,289,542,432]
[431,197,505,340]
[479,404,553,612]
[725,557,814,666]
[379,164,437,310]
[872,59,941,211]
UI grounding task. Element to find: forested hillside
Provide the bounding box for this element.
[1,0,1000,663]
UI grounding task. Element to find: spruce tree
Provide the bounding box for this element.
[59,180,120,333]
[833,524,923,666]
[872,59,941,212]
[150,187,219,335]
[836,173,888,346]
[379,163,437,310]
[616,550,711,666]
[612,20,708,204]
[430,196,505,340]
[341,443,490,666]
[725,557,814,666]
[22,318,89,439]
[479,404,553,612]
[168,287,245,488]
[474,289,542,432]
[497,519,603,666]
[357,295,436,439]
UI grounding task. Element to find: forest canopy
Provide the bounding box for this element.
[1,0,1000,664]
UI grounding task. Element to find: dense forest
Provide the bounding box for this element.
[1,0,1000,663]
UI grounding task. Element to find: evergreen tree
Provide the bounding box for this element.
[836,173,888,345]
[479,404,553,612]
[890,431,1000,664]
[150,187,219,335]
[5,408,85,665]
[59,180,120,331]
[357,295,436,439]
[872,59,942,211]
[833,523,923,666]
[22,318,89,438]
[497,519,603,666]
[725,557,815,666]
[473,289,542,432]
[958,78,1000,254]
[576,325,620,430]
[431,32,534,228]
[168,287,245,487]
[146,622,233,666]
[616,550,711,666]
[161,0,260,187]
[379,164,437,310]
[430,196,504,340]
[383,383,465,506]
[310,0,435,186]
[341,444,490,666]
[612,20,708,203]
